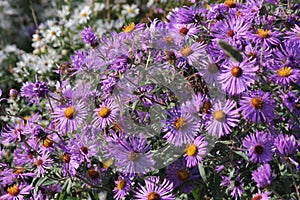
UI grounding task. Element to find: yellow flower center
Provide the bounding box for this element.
[102,158,113,169]
[250,97,264,109]
[213,110,226,122]
[43,138,53,148]
[231,66,243,77]
[122,23,135,33]
[186,144,198,156]
[62,153,71,163]
[277,67,293,77]
[7,184,20,196]
[127,8,134,13]
[224,0,236,8]
[180,47,193,57]
[64,106,76,119]
[177,169,190,181]
[117,179,126,190]
[98,106,111,118]
[13,167,24,175]
[257,29,270,38]
[81,12,87,17]
[174,117,187,129]
[147,192,160,200]
[164,36,174,46]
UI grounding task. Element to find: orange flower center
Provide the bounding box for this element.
[7,184,20,196]
[36,159,43,166]
[180,47,193,57]
[88,169,100,179]
[63,153,71,163]
[250,97,264,109]
[257,29,270,38]
[186,144,198,156]
[177,169,190,181]
[224,0,236,8]
[43,138,53,148]
[277,67,293,77]
[80,146,88,154]
[148,192,160,200]
[64,106,76,119]
[98,106,111,118]
[231,66,243,77]
[122,23,135,33]
[213,110,226,122]
[117,179,126,190]
[174,117,187,129]
[252,194,263,200]
[128,151,140,162]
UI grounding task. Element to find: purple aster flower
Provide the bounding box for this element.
[252,163,272,188]
[230,176,244,200]
[134,176,175,200]
[281,90,298,112]
[81,26,98,47]
[105,135,155,176]
[0,168,14,186]
[20,81,48,104]
[109,55,130,73]
[206,100,239,138]
[61,152,80,178]
[251,191,271,200]
[1,121,30,144]
[0,182,33,200]
[285,24,300,44]
[52,101,88,134]
[69,133,99,164]
[113,175,132,200]
[221,175,230,187]
[166,158,200,193]
[184,135,208,167]
[162,107,200,146]
[70,50,88,74]
[250,28,281,47]
[174,42,207,66]
[242,131,274,163]
[93,98,119,129]
[35,151,54,177]
[79,167,103,186]
[218,59,259,95]
[239,90,276,123]
[197,56,220,87]
[274,134,298,157]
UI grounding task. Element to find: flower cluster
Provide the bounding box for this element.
[0,0,300,199]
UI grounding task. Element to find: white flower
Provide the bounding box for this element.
[121,4,139,18]
[76,6,92,24]
[94,3,105,12]
[45,26,62,42]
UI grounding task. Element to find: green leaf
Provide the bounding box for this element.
[59,191,66,200]
[198,163,207,183]
[233,150,249,161]
[218,40,243,62]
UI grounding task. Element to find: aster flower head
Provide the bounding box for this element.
[175,42,207,66]
[81,26,99,47]
[206,100,239,138]
[252,163,272,188]
[0,182,33,200]
[162,106,200,147]
[218,59,259,95]
[184,135,208,167]
[274,134,298,157]
[105,135,155,176]
[166,158,200,193]
[250,28,281,47]
[52,101,88,134]
[239,90,276,123]
[35,151,54,177]
[251,191,271,200]
[242,131,274,163]
[20,80,49,104]
[93,98,119,129]
[113,175,132,200]
[134,176,175,200]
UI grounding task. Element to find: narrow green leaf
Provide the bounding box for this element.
[198,163,207,182]
[218,40,243,62]
[59,192,66,200]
